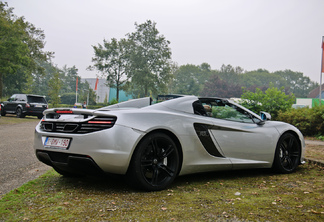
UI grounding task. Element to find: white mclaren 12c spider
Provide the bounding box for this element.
[34,95,305,191]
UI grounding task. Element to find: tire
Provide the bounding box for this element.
[128,132,180,191]
[16,108,25,118]
[1,107,5,116]
[272,133,301,173]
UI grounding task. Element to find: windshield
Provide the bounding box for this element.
[27,96,46,103]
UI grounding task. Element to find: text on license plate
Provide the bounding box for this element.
[44,137,70,149]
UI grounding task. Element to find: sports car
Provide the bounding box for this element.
[34,96,305,191]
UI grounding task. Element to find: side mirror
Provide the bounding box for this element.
[260,112,271,121]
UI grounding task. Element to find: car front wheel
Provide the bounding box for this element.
[128,132,180,191]
[272,133,301,173]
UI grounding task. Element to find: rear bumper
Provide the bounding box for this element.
[36,150,104,176]
[34,123,145,175]
[23,108,46,116]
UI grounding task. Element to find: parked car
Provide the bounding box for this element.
[1,94,48,119]
[34,96,305,191]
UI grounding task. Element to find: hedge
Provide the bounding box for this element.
[276,106,324,136]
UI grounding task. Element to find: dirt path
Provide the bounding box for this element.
[0,119,49,198]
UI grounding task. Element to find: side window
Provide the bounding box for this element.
[17,95,25,101]
[200,99,254,123]
[9,95,17,102]
[20,95,26,101]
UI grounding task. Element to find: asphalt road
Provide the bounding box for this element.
[0,119,49,198]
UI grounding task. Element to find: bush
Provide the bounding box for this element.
[240,86,295,119]
[60,93,76,105]
[277,106,324,136]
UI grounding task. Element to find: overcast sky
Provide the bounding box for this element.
[6,0,324,82]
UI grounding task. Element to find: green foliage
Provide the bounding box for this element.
[126,20,172,97]
[212,105,238,119]
[103,93,108,105]
[48,72,61,108]
[277,106,324,136]
[0,2,52,98]
[200,74,242,98]
[217,64,244,84]
[172,64,212,95]
[109,98,118,105]
[172,63,317,100]
[60,93,76,105]
[60,65,78,94]
[89,38,128,101]
[240,85,295,119]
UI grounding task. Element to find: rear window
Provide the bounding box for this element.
[27,96,47,103]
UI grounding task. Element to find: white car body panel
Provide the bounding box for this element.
[34,96,305,178]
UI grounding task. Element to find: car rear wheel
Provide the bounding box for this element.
[1,107,5,116]
[16,108,25,118]
[128,132,180,191]
[272,133,301,173]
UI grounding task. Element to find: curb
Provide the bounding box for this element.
[305,158,324,167]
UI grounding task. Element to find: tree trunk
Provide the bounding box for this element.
[0,72,3,98]
[116,85,119,102]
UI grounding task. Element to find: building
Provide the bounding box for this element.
[308,84,324,99]
[81,78,110,103]
[82,78,132,103]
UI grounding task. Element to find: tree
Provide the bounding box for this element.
[273,69,318,98]
[240,84,295,119]
[89,38,128,101]
[48,71,62,108]
[172,64,202,95]
[200,75,242,98]
[61,65,79,94]
[125,20,172,97]
[0,2,51,98]
[217,64,244,84]
[172,64,212,95]
[27,60,60,97]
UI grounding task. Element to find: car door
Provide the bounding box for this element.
[199,98,279,169]
[5,94,17,113]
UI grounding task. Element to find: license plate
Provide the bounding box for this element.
[44,137,70,149]
[35,105,43,107]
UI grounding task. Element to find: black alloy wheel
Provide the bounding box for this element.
[272,133,301,173]
[128,132,180,191]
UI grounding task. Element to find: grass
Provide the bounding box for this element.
[0,115,39,125]
[307,144,324,162]
[1,163,323,221]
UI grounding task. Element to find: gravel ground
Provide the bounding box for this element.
[0,119,49,198]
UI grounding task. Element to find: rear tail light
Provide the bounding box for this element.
[56,110,73,114]
[26,103,30,108]
[87,120,112,124]
[40,116,117,134]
